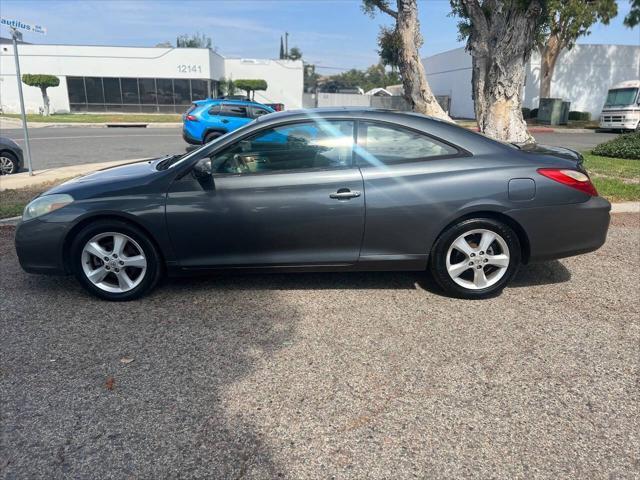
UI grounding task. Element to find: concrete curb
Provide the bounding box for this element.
[0,158,150,191]
[1,119,181,129]
[610,202,640,214]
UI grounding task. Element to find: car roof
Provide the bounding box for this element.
[254,107,513,155]
[255,107,448,124]
[195,98,269,108]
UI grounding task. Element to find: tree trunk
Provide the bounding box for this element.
[539,33,562,99]
[40,86,50,116]
[464,0,543,143]
[472,55,532,143]
[396,0,451,121]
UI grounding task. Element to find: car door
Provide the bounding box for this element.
[165,119,365,268]
[220,103,252,131]
[355,120,462,264]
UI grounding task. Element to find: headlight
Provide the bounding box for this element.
[23,194,74,220]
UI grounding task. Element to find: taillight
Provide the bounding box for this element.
[185,114,198,121]
[537,168,598,196]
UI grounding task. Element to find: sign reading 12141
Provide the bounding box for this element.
[0,18,47,34]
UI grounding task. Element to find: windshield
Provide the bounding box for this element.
[604,88,638,107]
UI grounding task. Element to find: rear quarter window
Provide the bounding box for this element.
[358,122,459,166]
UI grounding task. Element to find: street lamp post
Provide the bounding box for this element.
[10,27,34,176]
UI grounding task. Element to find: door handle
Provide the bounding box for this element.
[221,119,229,124]
[330,190,361,200]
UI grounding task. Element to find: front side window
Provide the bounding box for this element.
[251,107,270,118]
[210,120,355,174]
[358,122,458,166]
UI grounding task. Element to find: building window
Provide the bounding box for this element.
[67,76,214,113]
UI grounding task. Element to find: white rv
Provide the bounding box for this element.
[599,80,640,131]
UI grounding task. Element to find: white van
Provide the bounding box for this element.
[599,80,640,131]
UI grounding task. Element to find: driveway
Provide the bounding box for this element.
[0,126,621,170]
[1,213,637,478]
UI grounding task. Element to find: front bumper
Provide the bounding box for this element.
[599,121,638,130]
[15,218,70,275]
[507,196,611,263]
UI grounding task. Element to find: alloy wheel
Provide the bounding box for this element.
[0,156,15,175]
[81,232,147,293]
[445,228,510,290]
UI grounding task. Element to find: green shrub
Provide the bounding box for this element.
[530,108,538,118]
[592,133,640,160]
[521,108,531,119]
[568,111,591,121]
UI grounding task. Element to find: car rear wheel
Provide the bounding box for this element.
[204,131,224,144]
[71,220,162,301]
[430,218,521,299]
[0,152,19,175]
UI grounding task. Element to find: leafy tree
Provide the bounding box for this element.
[625,0,640,27]
[234,79,268,100]
[288,47,303,61]
[176,33,212,48]
[21,74,59,116]
[377,26,402,71]
[362,0,451,121]
[320,63,401,93]
[539,0,617,99]
[450,0,546,143]
[218,77,237,97]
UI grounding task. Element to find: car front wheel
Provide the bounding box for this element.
[71,220,162,300]
[0,152,19,175]
[430,218,521,299]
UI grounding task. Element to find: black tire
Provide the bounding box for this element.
[70,219,163,301]
[204,131,224,144]
[429,218,521,299]
[0,151,19,175]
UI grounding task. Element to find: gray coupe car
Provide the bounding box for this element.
[15,108,610,300]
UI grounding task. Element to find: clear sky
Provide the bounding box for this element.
[1,0,638,73]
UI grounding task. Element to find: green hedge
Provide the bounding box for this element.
[592,133,640,160]
[521,108,531,119]
[568,111,591,121]
[530,108,538,118]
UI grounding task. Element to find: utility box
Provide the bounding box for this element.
[537,98,564,125]
[560,101,571,125]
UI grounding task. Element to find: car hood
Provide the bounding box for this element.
[45,158,164,197]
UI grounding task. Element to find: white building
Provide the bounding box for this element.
[0,42,303,114]
[423,44,640,119]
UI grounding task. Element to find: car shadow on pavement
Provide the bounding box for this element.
[509,260,572,288]
[161,259,571,296]
[0,234,296,478]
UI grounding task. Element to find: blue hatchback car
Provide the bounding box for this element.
[182,99,275,145]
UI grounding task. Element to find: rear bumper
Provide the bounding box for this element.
[507,196,611,263]
[15,218,69,275]
[182,128,202,145]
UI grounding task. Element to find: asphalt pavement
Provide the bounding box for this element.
[0,126,622,171]
[1,214,638,478]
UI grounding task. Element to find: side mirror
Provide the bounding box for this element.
[193,158,212,178]
[192,158,214,190]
